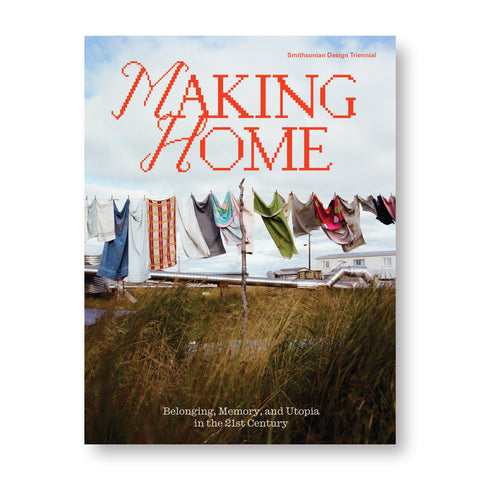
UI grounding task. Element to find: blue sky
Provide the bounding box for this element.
[85,35,395,97]
[84,36,396,275]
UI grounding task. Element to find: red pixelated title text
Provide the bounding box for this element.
[111,61,357,173]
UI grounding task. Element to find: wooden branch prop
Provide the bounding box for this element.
[238,178,249,338]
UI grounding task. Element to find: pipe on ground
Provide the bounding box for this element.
[85,265,373,290]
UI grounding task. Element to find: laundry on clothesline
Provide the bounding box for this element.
[85,188,395,282]
[254,191,298,259]
[313,195,345,230]
[374,195,395,225]
[337,195,366,252]
[97,199,129,280]
[192,193,226,258]
[382,195,396,222]
[148,197,177,271]
[125,198,150,283]
[358,194,378,216]
[85,198,98,243]
[95,199,116,242]
[211,190,255,254]
[212,191,242,246]
[284,193,321,238]
[177,196,211,259]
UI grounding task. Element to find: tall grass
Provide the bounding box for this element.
[85,284,395,444]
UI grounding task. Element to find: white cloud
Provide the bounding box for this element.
[85,36,396,275]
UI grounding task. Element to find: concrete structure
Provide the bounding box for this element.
[315,250,396,279]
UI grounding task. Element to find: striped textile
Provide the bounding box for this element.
[147,197,177,270]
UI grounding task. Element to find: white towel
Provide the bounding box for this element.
[234,192,254,254]
[85,199,98,242]
[96,199,115,242]
[125,199,151,283]
[177,197,210,259]
[84,199,89,243]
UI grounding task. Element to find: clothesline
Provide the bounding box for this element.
[86,191,396,282]
[85,191,397,201]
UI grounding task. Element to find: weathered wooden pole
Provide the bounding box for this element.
[238,178,249,338]
[308,232,311,270]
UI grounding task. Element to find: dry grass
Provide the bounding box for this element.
[85,284,395,444]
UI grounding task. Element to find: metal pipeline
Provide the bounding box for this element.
[323,266,374,288]
[85,265,373,289]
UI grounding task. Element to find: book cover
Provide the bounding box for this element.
[84,35,396,444]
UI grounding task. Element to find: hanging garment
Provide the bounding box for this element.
[97,199,129,280]
[125,199,150,283]
[95,199,115,242]
[374,195,395,225]
[86,199,98,240]
[321,225,356,246]
[147,197,177,270]
[382,195,396,222]
[313,195,356,246]
[280,193,292,221]
[233,192,254,254]
[313,195,345,230]
[177,197,210,259]
[254,191,298,259]
[212,191,243,246]
[85,200,88,243]
[192,194,226,258]
[357,195,378,216]
[288,193,321,238]
[85,198,98,243]
[337,195,366,252]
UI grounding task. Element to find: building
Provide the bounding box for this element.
[270,267,305,279]
[314,250,396,279]
[270,267,323,280]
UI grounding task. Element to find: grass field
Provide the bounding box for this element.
[85,284,395,444]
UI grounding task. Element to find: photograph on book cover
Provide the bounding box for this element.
[84,35,396,444]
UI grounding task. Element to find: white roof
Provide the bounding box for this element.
[315,250,396,260]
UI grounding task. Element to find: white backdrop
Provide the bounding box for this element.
[1,1,478,478]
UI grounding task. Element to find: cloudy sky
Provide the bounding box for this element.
[85,36,396,275]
